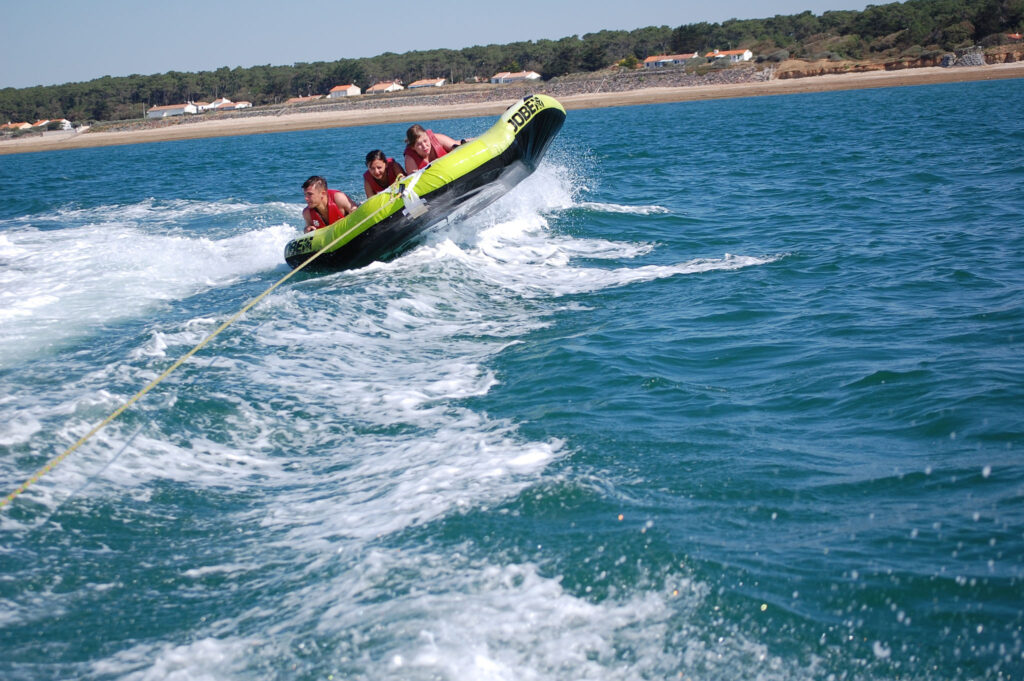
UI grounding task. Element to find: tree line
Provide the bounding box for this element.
[2,0,1021,124]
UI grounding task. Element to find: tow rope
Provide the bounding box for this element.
[1,193,401,511]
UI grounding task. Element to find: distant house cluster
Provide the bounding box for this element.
[2,118,73,132]
[146,97,252,119]
[282,71,543,102]
[644,49,753,67]
[143,70,548,118]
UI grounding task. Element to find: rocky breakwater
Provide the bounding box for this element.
[541,63,772,97]
[775,43,1024,79]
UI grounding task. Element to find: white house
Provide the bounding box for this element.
[489,70,541,84]
[408,78,446,89]
[328,84,361,98]
[704,49,754,63]
[643,53,698,68]
[146,102,199,119]
[37,117,73,129]
[199,98,228,111]
[215,99,252,110]
[366,80,404,94]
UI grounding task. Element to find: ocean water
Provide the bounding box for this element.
[0,79,1022,680]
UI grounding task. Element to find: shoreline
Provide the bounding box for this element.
[3,62,1023,156]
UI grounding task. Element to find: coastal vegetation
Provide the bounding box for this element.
[1,0,1022,125]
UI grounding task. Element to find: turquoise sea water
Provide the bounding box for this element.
[1,79,1022,680]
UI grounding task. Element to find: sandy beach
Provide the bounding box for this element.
[3,62,1023,156]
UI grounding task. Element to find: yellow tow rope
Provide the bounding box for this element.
[1,194,400,511]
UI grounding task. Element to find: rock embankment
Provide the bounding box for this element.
[775,44,1024,79]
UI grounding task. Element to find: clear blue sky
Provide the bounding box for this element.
[1,0,868,89]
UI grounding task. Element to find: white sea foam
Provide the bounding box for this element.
[93,637,252,680]
[577,201,672,215]
[0,233,28,258]
[407,219,777,299]
[182,563,262,578]
[0,408,42,446]
[152,545,819,680]
[324,556,692,679]
[228,270,564,542]
[0,212,294,366]
[15,197,283,232]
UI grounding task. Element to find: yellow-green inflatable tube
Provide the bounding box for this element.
[284,94,566,271]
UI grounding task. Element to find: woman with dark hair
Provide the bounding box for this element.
[362,149,405,198]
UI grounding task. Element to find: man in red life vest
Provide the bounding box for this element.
[302,175,358,233]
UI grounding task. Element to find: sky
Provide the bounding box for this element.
[0,0,869,90]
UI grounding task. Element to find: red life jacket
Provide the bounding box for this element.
[404,130,447,170]
[308,189,347,229]
[363,158,404,195]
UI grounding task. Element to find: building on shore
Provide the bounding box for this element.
[408,78,446,89]
[366,80,404,94]
[490,70,541,84]
[146,102,199,119]
[643,54,698,68]
[206,98,229,111]
[328,84,361,98]
[217,99,251,110]
[705,49,754,63]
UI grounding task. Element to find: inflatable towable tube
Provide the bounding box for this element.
[284,94,566,271]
